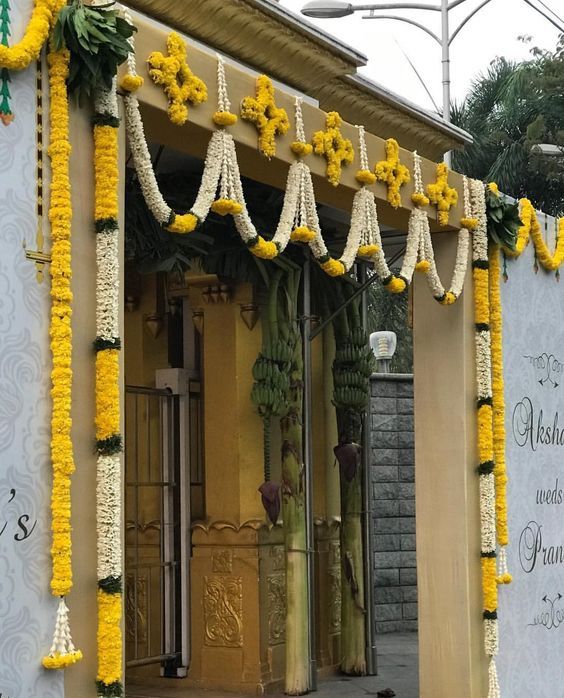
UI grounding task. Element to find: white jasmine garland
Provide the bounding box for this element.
[96,454,122,580]
[96,232,120,340]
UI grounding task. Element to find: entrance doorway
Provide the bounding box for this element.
[124,373,203,679]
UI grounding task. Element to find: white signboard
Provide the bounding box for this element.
[0,2,62,695]
[497,232,564,696]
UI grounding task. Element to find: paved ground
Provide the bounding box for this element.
[126,632,418,698]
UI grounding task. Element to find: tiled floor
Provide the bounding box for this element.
[126,632,418,697]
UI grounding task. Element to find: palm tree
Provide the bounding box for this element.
[452,39,564,216]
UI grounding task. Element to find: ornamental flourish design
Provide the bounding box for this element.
[267,573,286,644]
[203,575,243,647]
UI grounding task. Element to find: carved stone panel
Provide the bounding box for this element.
[212,548,233,573]
[267,574,286,645]
[270,545,285,571]
[204,575,243,647]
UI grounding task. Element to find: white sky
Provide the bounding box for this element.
[279,0,562,114]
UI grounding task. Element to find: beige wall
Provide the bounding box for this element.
[413,231,487,697]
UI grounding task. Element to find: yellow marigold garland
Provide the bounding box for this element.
[93,80,124,697]
[489,244,511,586]
[0,0,56,71]
[148,32,207,126]
[240,74,289,158]
[374,138,410,209]
[504,198,564,271]
[42,43,82,670]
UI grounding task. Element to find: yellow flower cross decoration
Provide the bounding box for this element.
[426,162,458,226]
[241,75,290,158]
[374,138,410,209]
[311,111,354,187]
[147,32,208,126]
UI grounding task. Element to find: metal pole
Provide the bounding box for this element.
[360,263,378,676]
[302,257,318,690]
[441,0,452,166]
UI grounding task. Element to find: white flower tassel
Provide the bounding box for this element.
[295,96,307,145]
[216,53,231,114]
[497,545,511,583]
[42,598,82,669]
[488,658,501,698]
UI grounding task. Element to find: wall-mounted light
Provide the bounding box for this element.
[370,331,397,374]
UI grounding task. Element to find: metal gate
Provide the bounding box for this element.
[124,382,188,675]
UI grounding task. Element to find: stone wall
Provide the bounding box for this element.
[370,374,417,633]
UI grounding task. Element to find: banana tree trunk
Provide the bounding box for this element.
[338,410,366,675]
[281,330,309,695]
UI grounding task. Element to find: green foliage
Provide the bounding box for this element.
[53,0,135,102]
[452,35,564,216]
[485,187,521,250]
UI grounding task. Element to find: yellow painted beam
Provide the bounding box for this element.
[127,13,466,231]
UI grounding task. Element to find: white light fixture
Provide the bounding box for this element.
[370,331,397,373]
[531,143,564,157]
[301,1,354,18]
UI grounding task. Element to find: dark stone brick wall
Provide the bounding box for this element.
[370,374,417,633]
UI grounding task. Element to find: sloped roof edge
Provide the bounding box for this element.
[348,73,473,147]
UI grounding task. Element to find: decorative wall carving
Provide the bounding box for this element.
[204,575,243,647]
[270,545,285,571]
[267,574,286,645]
[212,548,233,573]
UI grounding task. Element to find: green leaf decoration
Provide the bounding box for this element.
[485,187,521,250]
[53,0,136,103]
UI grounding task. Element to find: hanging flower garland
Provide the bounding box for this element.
[470,177,500,698]
[93,77,124,698]
[41,38,82,671]
[147,31,207,126]
[488,242,511,585]
[504,197,564,271]
[415,159,471,305]
[0,0,56,71]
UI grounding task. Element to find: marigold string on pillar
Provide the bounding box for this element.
[41,41,82,671]
[488,243,511,585]
[471,177,500,698]
[93,79,124,698]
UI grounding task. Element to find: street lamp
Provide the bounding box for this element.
[531,143,564,157]
[302,0,564,139]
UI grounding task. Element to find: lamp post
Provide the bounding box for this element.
[302,0,564,166]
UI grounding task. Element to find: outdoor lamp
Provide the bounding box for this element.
[531,144,564,157]
[370,330,397,373]
[301,1,354,18]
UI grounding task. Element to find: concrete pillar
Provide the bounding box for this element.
[413,232,487,697]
